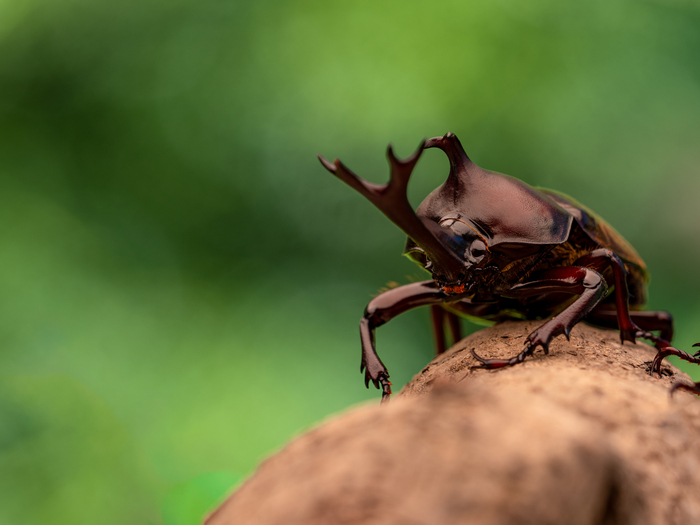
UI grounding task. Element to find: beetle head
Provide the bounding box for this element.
[404,218,494,293]
[401,132,497,292]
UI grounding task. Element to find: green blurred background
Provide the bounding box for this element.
[1,0,699,523]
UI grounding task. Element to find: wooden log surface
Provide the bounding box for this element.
[205,321,700,525]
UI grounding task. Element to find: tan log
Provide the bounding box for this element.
[206,321,700,525]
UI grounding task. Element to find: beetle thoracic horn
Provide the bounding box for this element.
[424,132,474,189]
[424,132,470,162]
[318,140,466,284]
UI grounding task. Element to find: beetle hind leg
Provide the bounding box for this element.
[645,340,700,375]
[671,376,700,397]
[668,342,700,396]
[583,303,697,378]
[446,311,462,348]
[586,307,674,346]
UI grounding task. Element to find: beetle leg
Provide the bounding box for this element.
[633,330,672,374]
[586,306,700,378]
[471,346,537,369]
[573,249,638,344]
[471,267,607,370]
[429,306,463,355]
[646,342,700,376]
[362,281,498,401]
[446,310,463,347]
[430,305,447,355]
[362,281,450,401]
[671,376,700,397]
[570,249,687,377]
[586,306,674,343]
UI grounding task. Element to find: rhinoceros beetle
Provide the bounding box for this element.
[318,133,700,401]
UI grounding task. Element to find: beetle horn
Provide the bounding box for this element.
[318,140,466,283]
[424,132,471,163]
[424,132,474,190]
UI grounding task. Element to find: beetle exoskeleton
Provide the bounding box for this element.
[319,133,700,401]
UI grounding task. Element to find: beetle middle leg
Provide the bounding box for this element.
[471,266,608,369]
[429,305,447,355]
[430,306,463,355]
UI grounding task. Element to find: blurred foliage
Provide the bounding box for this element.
[1,0,699,523]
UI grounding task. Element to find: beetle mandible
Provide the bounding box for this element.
[318,133,700,402]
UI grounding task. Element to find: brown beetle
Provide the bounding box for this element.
[319,133,700,401]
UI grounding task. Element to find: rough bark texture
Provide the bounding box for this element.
[205,321,700,525]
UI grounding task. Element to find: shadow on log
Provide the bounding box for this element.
[205,321,700,525]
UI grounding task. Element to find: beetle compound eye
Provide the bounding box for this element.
[470,239,487,259]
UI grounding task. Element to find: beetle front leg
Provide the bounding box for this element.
[360,281,499,402]
[360,281,455,403]
[472,267,607,370]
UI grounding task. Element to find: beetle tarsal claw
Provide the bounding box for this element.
[379,377,392,404]
[633,330,700,377]
[639,335,700,377]
[470,348,487,366]
[693,343,700,358]
[469,345,537,370]
[361,357,390,393]
[670,381,700,397]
